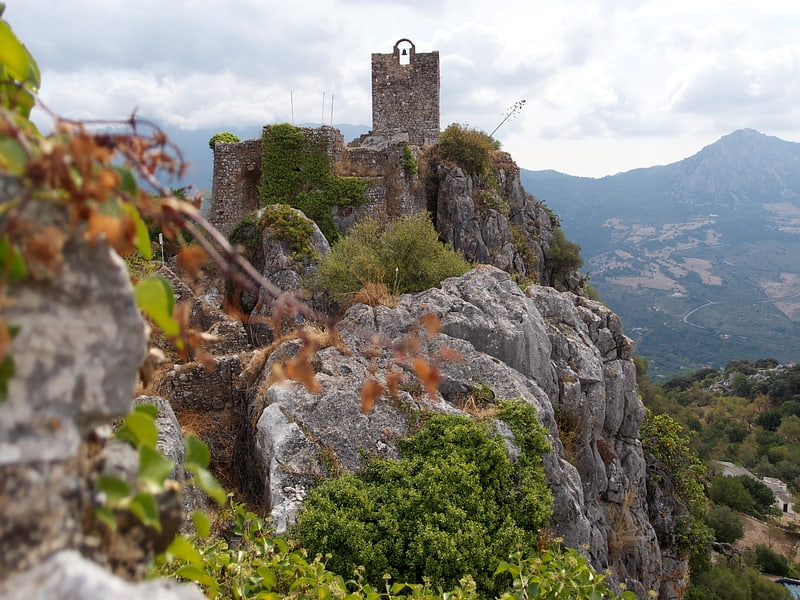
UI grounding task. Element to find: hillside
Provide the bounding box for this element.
[522,129,800,379]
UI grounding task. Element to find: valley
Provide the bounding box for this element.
[522,129,800,379]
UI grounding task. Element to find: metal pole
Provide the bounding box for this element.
[330,94,335,125]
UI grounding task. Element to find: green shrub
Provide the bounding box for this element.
[402,142,418,176]
[705,504,744,543]
[435,123,499,177]
[229,204,317,267]
[708,475,755,514]
[294,401,552,596]
[314,213,471,305]
[208,131,240,150]
[753,544,791,576]
[544,226,582,287]
[641,411,712,555]
[155,502,634,600]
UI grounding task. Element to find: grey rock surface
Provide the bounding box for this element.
[0,211,148,578]
[0,550,204,600]
[248,265,671,596]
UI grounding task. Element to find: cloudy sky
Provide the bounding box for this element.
[7,0,800,177]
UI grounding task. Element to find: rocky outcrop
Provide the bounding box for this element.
[244,265,676,597]
[431,152,559,289]
[0,204,201,598]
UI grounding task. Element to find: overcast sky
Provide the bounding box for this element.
[8,0,800,177]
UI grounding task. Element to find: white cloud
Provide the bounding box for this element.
[8,0,800,177]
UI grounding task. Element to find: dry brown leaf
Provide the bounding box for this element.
[23,225,65,276]
[386,371,402,399]
[438,346,463,362]
[360,379,383,414]
[0,320,11,363]
[286,355,321,393]
[420,312,442,337]
[85,212,136,255]
[412,357,441,401]
[176,245,208,276]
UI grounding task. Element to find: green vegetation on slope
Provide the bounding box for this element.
[260,123,370,242]
[313,213,471,306]
[294,402,552,596]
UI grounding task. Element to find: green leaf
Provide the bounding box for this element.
[97,473,132,504]
[0,19,40,118]
[95,505,117,531]
[0,136,26,174]
[115,407,158,448]
[134,274,180,337]
[190,510,211,538]
[185,434,211,469]
[256,566,277,589]
[188,464,226,506]
[166,534,203,567]
[120,201,152,260]
[129,492,161,532]
[176,565,219,593]
[138,444,174,491]
[0,353,14,403]
[0,235,27,283]
[115,166,138,197]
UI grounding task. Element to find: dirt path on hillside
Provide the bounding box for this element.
[737,514,800,563]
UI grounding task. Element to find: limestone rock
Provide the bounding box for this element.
[0,208,148,578]
[248,265,670,595]
[432,154,558,288]
[0,550,204,600]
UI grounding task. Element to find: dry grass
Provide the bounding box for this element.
[353,281,398,307]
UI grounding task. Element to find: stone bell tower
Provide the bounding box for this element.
[371,38,440,146]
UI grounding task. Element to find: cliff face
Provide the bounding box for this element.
[233,265,678,597]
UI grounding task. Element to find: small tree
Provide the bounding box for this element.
[708,475,755,514]
[705,504,744,543]
[545,226,583,287]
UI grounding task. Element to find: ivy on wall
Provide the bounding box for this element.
[259,124,370,242]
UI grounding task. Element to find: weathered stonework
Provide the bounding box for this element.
[371,39,440,147]
[210,39,439,238]
[210,138,261,237]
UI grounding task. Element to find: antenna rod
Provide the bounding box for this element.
[330,94,335,125]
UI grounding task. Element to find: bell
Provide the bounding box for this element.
[401,48,407,56]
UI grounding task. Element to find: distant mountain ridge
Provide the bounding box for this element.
[521,129,800,378]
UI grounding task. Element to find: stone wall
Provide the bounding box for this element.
[210,138,261,237]
[371,39,439,147]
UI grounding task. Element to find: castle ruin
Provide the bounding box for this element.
[210,39,438,237]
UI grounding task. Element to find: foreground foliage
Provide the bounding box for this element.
[155,501,636,600]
